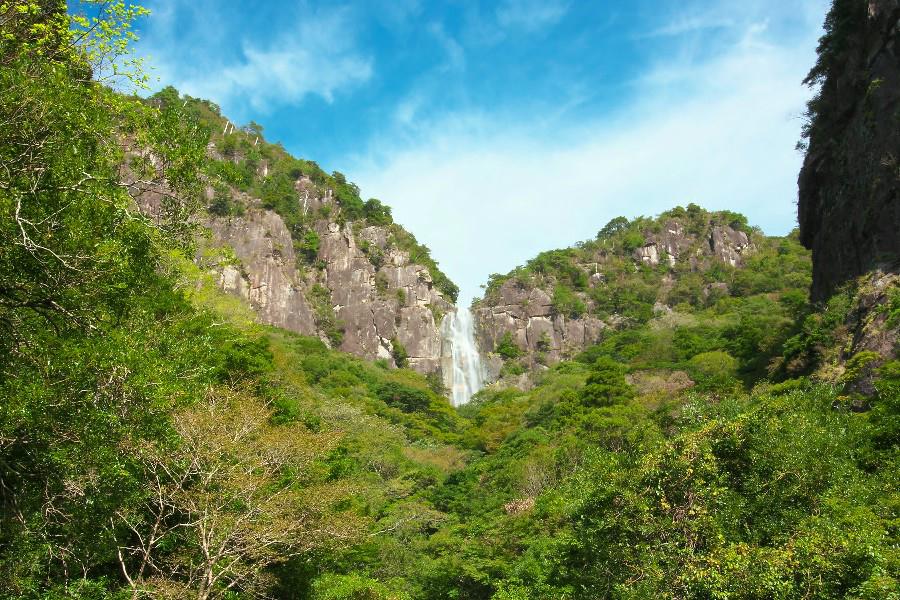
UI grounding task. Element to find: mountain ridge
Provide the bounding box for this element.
[472,205,812,387]
[133,87,459,377]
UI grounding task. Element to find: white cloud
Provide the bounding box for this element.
[138,6,372,113]
[495,0,570,33]
[349,11,825,303]
[427,22,466,72]
[641,15,736,38]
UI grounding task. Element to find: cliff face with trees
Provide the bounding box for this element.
[473,207,812,384]
[133,88,457,375]
[798,0,900,300]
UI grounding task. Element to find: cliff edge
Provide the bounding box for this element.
[798,0,900,301]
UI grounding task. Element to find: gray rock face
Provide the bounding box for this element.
[473,218,756,380]
[473,278,607,372]
[129,138,456,379]
[798,0,900,300]
[633,243,660,266]
[709,226,752,267]
[632,222,751,269]
[205,209,316,334]
[316,220,452,367]
[197,184,453,376]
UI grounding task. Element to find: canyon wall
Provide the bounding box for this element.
[798,0,900,300]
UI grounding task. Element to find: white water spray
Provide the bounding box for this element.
[441,308,485,406]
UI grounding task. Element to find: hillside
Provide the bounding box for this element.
[133,87,458,375]
[474,206,812,385]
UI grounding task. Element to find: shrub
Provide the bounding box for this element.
[363,198,393,226]
[375,381,431,413]
[298,230,320,263]
[552,285,586,319]
[207,182,245,217]
[309,284,345,348]
[311,573,410,600]
[391,337,409,368]
[688,351,739,391]
[496,332,524,360]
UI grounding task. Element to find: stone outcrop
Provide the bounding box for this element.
[631,221,752,269]
[473,217,756,377]
[474,281,607,367]
[131,159,455,376]
[317,218,452,372]
[844,270,900,363]
[199,182,454,375]
[798,0,900,301]
[205,207,316,334]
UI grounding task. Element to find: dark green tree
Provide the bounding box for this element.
[580,357,634,407]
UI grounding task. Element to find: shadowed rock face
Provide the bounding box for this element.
[798,0,900,301]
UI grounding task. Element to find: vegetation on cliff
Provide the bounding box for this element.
[475,205,813,379]
[1,2,898,599]
[149,85,459,303]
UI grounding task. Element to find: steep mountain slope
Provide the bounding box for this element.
[473,206,812,383]
[798,0,900,300]
[132,88,458,376]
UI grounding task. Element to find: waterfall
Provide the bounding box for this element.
[440,308,485,406]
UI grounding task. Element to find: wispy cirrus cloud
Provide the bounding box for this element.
[428,22,466,72]
[641,15,736,38]
[137,4,372,114]
[495,0,570,33]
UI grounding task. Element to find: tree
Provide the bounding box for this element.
[597,216,629,240]
[245,120,264,136]
[391,337,409,368]
[496,331,524,360]
[0,0,205,357]
[580,357,634,407]
[111,389,360,599]
[0,2,207,593]
[363,198,393,226]
[687,350,739,391]
[299,230,321,262]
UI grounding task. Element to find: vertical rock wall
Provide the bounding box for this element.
[201,185,454,375]
[798,0,900,300]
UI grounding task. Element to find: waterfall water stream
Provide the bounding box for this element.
[440,308,485,406]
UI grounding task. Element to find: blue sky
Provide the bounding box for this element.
[132,0,830,302]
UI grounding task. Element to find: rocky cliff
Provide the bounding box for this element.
[200,182,455,377]
[472,206,807,382]
[132,90,457,376]
[798,0,900,301]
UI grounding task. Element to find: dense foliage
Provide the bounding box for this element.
[0,3,461,597]
[1,2,897,599]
